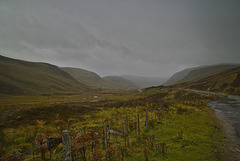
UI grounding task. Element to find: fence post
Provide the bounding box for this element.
[104,123,108,161]
[137,113,140,136]
[62,130,72,161]
[151,110,152,120]
[107,124,111,148]
[146,110,148,130]
[126,117,129,146]
[155,109,157,120]
[122,124,126,146]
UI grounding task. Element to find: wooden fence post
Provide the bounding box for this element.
[107,124,110,148]
[104,123,108,161]
[122,124,126,146]
[155,109,157,120]
[62,130,72,161]
[126,117,129,146]
[151,110,152,120]
[146,110,148,130]
[137,113,140,136]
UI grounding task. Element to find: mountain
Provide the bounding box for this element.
[61,67,104,89]
[121,75,167,88]
[176,66,240,95]
[0,55,89,95]
[62,68,138,90]
[164,64,239,86]
[102,76,138,89]
[176,64,239,84]
[163,67,199,86]
[0,55,138,95]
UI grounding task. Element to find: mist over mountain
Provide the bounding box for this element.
[103,76,138,89]
[121,75,167,88]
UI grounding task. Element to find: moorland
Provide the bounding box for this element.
[1,55,240,160]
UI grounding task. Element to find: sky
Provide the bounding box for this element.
[0,0,240,78]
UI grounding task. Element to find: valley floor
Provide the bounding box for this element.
[0,88,238,160]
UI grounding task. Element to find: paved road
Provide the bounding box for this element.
[207,100,240,145]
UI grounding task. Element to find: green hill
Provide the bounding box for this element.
[62,67,138,90]
[0,55,89,95]
[164,64,239,86]
[176,64,239,84]
[61,67,104,89]
[163,67,200,86]
[176,67,240,95]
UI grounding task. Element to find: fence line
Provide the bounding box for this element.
[6,106,165,161]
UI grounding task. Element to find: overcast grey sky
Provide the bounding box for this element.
[0,0,240,77]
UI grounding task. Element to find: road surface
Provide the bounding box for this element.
[207,100,240,145]
[184,89,240,145]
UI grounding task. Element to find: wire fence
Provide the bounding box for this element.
[4,106,167,161]
[3,90,214,161]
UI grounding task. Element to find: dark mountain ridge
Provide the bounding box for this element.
[164,64,239,86]
[0,55,89,95]
[0,55,138,95]
[62,67,138,90]
[175,66,240,95]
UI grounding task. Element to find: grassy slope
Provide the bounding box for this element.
[0,55,89,95]
[176,67,240,95]
[176,64,239,84]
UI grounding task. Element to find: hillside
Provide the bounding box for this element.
[61,67,104,89]
[121,75,167,87]
[62,68,138,90]
[164,64,239,86]
[163,67,199,86]
[176,67,240,95]
[0,55,89,95]
[176,64,239,84]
